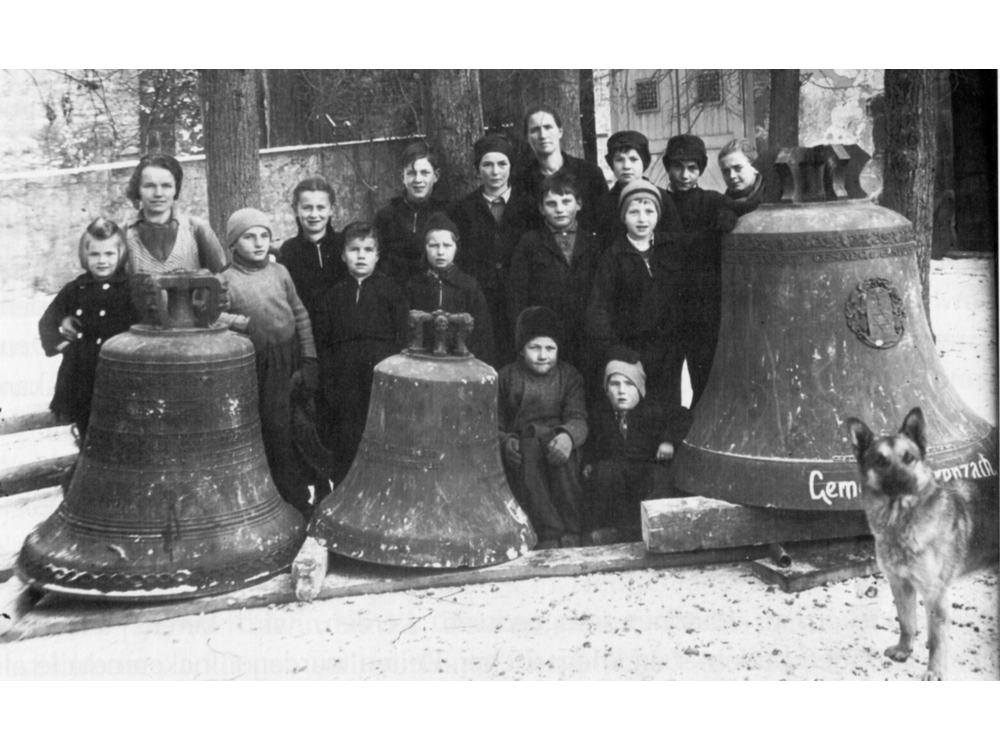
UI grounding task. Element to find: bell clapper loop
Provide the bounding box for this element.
[406,309,476,360]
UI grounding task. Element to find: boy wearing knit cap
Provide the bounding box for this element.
[405,212,496,365]
[595,130,681,250]
[583,346,692,544]
[219,208,318,518]
[450,133,536,364]
[497,306,588,549]
[507,173,602,379]
[586,180,684,407]
[663,133,759,408]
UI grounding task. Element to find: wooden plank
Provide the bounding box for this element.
[1,542,772,643]
[0,486,63,583]
[0,410,67,436]
[750,538,878,593]
[642,496,870,554]
[0,424,77,495]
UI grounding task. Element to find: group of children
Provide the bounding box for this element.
[40,112,764,548]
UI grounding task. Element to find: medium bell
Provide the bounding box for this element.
[674,145,998,511]
[18,272,306,600]
[310,311,536,567]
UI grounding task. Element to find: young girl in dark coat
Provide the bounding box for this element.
[38,218,140,439]
[314,222,408,485]
[584,347,692,544]
[405,213,495,365]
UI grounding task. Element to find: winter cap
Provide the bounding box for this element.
[605,130,652,171]
[515,306,564,353]
[474,134,514,166]
[604,346,647,399]
[664,134,708,174]
[618,181,661,222]
[423,212,460,243]
[226,208,272,248]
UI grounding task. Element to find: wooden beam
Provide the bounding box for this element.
[0,425,77,495]
[0,410,67,436]
[642,496,871,554]
[1,541,772,643]
[750,538,878,592]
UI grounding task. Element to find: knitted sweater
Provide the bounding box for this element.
[497,359,588,449]
[219,256,316,358]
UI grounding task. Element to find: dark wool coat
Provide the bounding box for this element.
[506,226,604,372]
[448,186,537,363]
[595,180,684,251]
[313,272,408,481]
[373,193,450,283]
[497,359,588,450]
[405,264,496,366]
[512,152,609,231]
[277,227,345,323]
[587,397,692,466]
[38,271,141,434]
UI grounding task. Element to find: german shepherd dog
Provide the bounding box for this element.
[846,407,998,680]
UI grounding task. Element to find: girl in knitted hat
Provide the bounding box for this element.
[219,208,318,518]
[583,346,692,544]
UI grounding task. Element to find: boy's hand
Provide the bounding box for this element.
[546,433,573,466]
[655,442,674,462]
[59,316,81,342]
[582,464,592,480]
[503,436,521,468]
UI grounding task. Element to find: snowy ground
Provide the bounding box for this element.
[0,257,996,682]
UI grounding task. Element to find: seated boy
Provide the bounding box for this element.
[314,222,408,484]
[718,138,764,203]
[664,134,758,408]
[498,307,588,549]
[595,130,681,250]
[405,212,495,365]
[507,173,602,377]
[583,347,692,544]
[374,142,449,283]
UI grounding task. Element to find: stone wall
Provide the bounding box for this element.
[0,138,414,301]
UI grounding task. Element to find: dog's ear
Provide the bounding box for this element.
[900,407,927,458]
[846,417,873,463]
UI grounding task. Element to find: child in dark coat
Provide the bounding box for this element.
[219,208,318,518]
[498,307,588,549]
[664,134,758,407]
[373,142,450,284]
[38,218,141,439]
[594,130,682,251]
[405,212,495,365]
[584,347,692,543]
[586,181,683,407]
[507,173,603,380]
[449,134,537,363]
[314,222,408,485]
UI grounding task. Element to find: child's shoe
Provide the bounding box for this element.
[587,527,620,546]
[535,538,560,550]
[559,533,582,548]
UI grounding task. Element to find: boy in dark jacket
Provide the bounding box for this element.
[498,307,588,549]
[584,348,692,543]
[586,181,683,407]
[594,130,682,250]
[314,222,408,484]
[449,134,537,364]
[664,134,758,407]
[718,138,764,203]
[405,212,495,365]
[374,142,449,284]
[507,173,602,380]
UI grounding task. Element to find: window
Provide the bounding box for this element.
[634,78,659,113]
[695,70,723,105]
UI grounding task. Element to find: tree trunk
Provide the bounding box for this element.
[421,69,484,201]
[882,69,937,327]
[262,70,315,148]
[199,69,261,242]
[526,70,584,158]
[768,69,800,150]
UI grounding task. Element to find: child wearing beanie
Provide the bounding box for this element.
[663,133,759,409]
[497,306,588,549]
[583,346,692,544]
[586,180,684,407]
[595,130,681,250]
[405,212,496,364]
[219,207,318,518]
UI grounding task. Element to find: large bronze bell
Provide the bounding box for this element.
[18,272,305,600]
[310,311,536,567]
[674,145,998,511]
